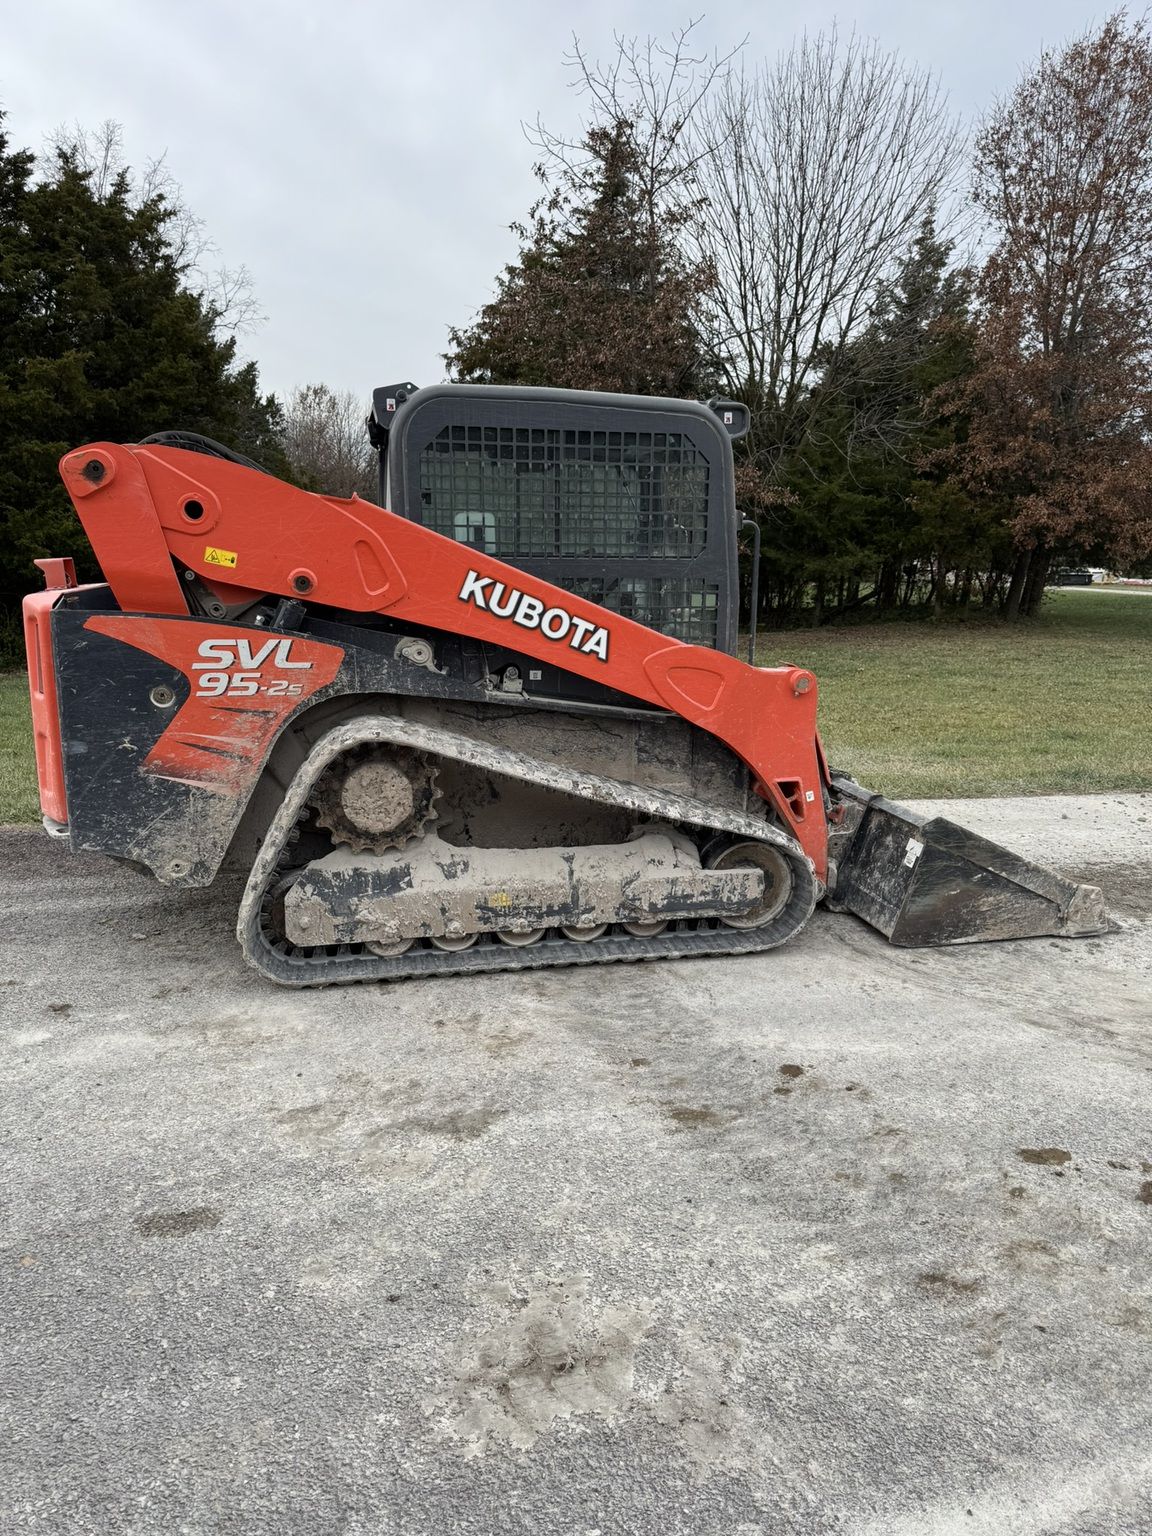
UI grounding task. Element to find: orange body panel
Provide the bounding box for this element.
[22,589,69,823]
[85,616,345,791]
[58,442,831,879]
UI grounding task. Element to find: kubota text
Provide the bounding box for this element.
[458,570,611,661]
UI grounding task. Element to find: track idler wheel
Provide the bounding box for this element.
[313,746,440,854]
[707,841,794,929]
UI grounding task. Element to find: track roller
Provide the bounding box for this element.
[367,938,415,958]
[430,932,479,951]
[559,923,609,942]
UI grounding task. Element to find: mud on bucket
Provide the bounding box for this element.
[827,779,1111,946]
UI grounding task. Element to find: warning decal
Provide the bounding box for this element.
[204,546,238,569]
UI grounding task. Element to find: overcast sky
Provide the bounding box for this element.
[5,0,1104,409]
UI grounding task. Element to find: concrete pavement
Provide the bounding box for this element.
[1,794,1150,1535]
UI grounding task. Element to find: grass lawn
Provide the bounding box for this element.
[0,591,1148,823]
[1,670,38,825]
[757,589,1152,799]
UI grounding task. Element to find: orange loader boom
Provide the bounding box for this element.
[56,441,832,881]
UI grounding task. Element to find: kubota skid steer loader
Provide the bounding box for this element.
[23,382,1108,986]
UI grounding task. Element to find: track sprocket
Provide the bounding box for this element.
[311,745,441,853]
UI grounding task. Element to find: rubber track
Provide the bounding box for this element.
[237,717,819,988]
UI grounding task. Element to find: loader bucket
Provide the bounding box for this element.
[829,779,1111,946]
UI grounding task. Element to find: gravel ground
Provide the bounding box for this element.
[2,795,1151,1536]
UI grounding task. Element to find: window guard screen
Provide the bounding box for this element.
[418,425,710,560]
[566,576,720,648]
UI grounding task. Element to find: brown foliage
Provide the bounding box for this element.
[960,12,1152,572]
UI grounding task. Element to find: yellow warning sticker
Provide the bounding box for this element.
[204,546,238,569]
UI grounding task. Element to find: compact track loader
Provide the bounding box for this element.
[23,382,1108,985]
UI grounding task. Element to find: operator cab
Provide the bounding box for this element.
[368,382,748,654]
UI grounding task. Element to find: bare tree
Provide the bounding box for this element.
[281,384,376,499]
[689,30,965,478]
[529,21,743,268]
[45,120,261,337]
[46,117,125,198]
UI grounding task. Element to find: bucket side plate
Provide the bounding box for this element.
[829,779,1110,946]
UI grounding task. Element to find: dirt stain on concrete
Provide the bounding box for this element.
[430,1011,533,1059]
[1109,1303,1150,1331]
[650,1327,758,1476]
[662,1104,732,1131]
[429,1273,652,1456]
[134,1206,221,1238]
[483,1030,534,1057]
[1000,1238,1060,1273]
[388,1107,507,1141]
[771,1067,826,1100]
[164,1012,281,1052]
[272,1076,429,1150]
[1017,1147,1072,1167]
[917,1270,983,1298]
[276,1103,349,1137]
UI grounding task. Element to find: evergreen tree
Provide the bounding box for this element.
[751,219,993,622]
[0,111,285,615]
[446,122,710,398]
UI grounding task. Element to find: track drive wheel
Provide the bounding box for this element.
[313,745,440,854]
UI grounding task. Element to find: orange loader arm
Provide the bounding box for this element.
[59,442,830,880]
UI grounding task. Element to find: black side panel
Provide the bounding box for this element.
[53,615,221,884]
